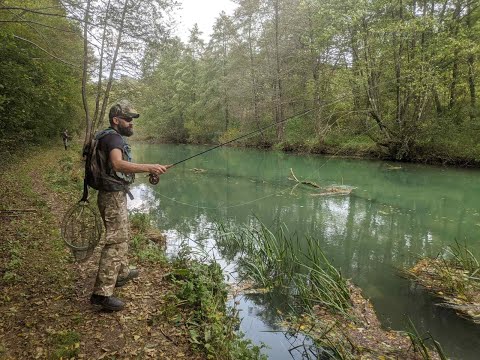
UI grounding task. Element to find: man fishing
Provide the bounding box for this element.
[90,100,168,311]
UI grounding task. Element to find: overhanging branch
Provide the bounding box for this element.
[13,35,81,68]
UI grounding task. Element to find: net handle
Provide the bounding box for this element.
[81,178,89,202]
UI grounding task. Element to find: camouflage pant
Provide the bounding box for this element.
[93,191,130,296]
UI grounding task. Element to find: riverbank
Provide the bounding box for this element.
[0,144,261,359]
[0,142,458,359]
[404,243,480,324]
[134,134,480,169]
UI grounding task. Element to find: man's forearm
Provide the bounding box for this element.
[112,159,152,174]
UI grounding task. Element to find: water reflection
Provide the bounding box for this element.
[129,143,480,359]
[235,295,328,360]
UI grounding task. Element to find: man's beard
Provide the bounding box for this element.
[118,124,133,137]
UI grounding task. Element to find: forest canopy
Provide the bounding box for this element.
[1,0,479,164]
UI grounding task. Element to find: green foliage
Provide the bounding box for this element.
[296,236,352,314]
[48,330,81,360]
[218,127,242,144]
[135,0,480,164]
[130,212,151,233]
[446,240,480,274]
[44,153,83,191]
[2,238,23,284]
[129,212,167,264]
[163,259,266,359]
[131,233,167,264]
[0,1,83,154]
[430,241,480,299]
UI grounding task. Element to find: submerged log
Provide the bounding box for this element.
[311,186,354,196]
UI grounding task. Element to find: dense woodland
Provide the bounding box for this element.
[1,0,479,163]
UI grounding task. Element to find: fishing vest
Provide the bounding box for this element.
[85,128,135,193]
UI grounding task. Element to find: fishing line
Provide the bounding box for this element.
[150,66,425,182]
[147,121,379,210]
[147,86,361,185]
[148,107,318,185]
[145,56,454,207]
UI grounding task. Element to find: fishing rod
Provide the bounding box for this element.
[148,107,316,185]
[147,54,461,186]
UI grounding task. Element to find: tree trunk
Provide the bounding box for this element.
[467,4,476,121]
[98,0,130,128]
[247,20,262,141]
[92,0,111,131]
[222,28,229,131]
[448,1,461,111]
[273,0,284,142]
[82,0,92,151]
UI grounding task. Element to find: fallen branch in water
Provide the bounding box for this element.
[191,168,207,173]
[311,186,354,196]
[289,168,320,188]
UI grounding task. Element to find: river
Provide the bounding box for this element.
[128,143,480,359]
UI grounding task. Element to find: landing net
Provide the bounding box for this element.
[61,201,103,262]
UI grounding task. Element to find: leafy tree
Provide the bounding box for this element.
[0,0,84,154]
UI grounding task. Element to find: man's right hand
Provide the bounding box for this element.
[148,164,168,175]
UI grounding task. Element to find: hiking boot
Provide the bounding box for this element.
[115,269,139,287]
[90,294,125,311]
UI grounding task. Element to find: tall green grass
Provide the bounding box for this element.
[428,240,480,299]
[445,240,480,275]
[406,319,448,360]
[216,220,352,315]
[296,236,351,314]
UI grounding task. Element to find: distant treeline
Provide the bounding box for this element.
[2,0,480,165]
[137,0,480,164]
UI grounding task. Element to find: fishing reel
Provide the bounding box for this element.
[148,164,173,185]
[149,173,159,185]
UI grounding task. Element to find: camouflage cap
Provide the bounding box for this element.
[109,100,140,119]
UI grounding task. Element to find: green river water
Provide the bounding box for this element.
[129,143,480,359]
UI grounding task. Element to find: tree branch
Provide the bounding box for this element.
[12,35,80,68]
[0,5,98,26]
[0,6,67,18]
[0,20,76,33]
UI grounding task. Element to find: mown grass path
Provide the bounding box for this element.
[0,144,202,359]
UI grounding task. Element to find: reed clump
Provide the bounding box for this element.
[217,220,352,315]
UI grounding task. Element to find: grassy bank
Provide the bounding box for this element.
[404,241,480,324]
[133,132,480,169]
[0,142,262,359]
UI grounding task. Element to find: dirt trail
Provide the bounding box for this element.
[0,147,201,359]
